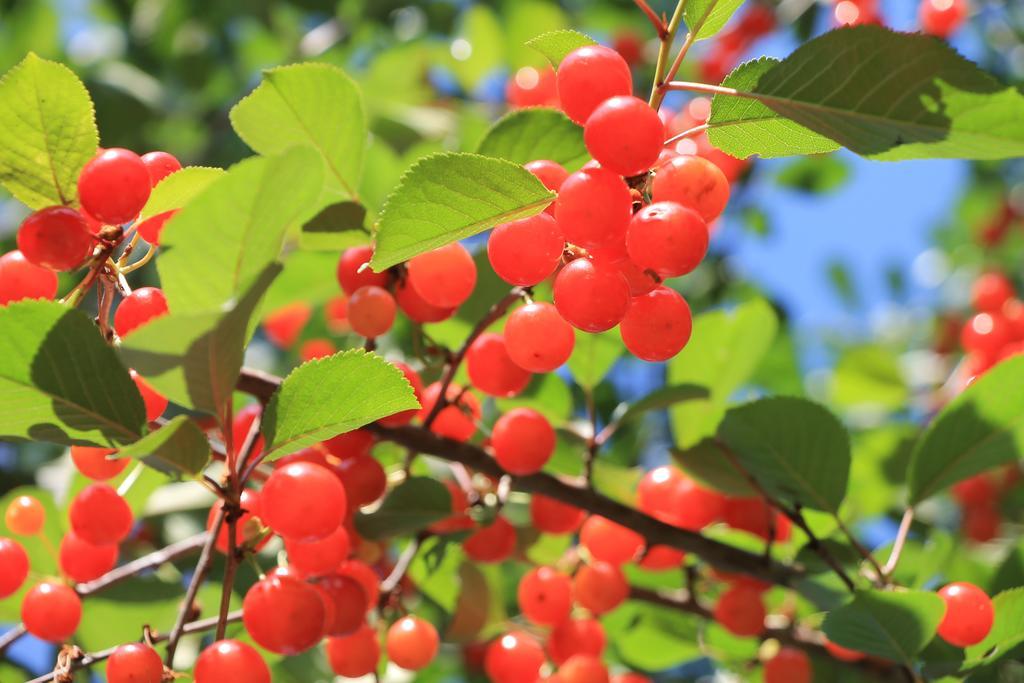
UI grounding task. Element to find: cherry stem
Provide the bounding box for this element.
[379,532,427,606]
[882,507,915,579]
[833,513,886,583]
[648,0,689,109]
[663,123,710,148]
[634,0,668,37]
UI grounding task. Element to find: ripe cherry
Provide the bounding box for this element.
[396,279,456,323]
[530,494,585,534]
[579,515,644,565]
[553,258,631,332]
[557,45,633,125]
[407,242,477,309]
[518,566,572,625]
[574,561,629,615]
[961,312,1011,357]
[70,445,129,481]
[525,159,569,215]
[106,642,164,683]
[0,537,29,598]
[504,302,576,372]
[242,573,327,654]
[134,209,176,245]
[823,638,865,662]
[652,155,730,223]
[467,333,532,398]
[17,206,94,271]
[337,246,390,294]
[485,631,546,683]
[334,455,387,507]
[937,582,994,647]
[713,583,766,636]
[347,285,397,338]
[379,363,424,427]
[21,581,81,642]
[59,531,118,583]
[5,495,45,536]
[465,516,517,563]
[140,151,181,186]
[262,301,311,348]
[619,286,693,362]
[639,545,686,570]
[194,640,270,683]
[971,272,1014,312]
[548,618,606,665]
[507,65,560,108]
[559,654,610,683]
[584,96,664,177]
[492,407,555,475]
[919,0,967,37]
[962,503,1000,543]
[326,623,380,677]
[419,382,481,442]
[555,167,633,250]
[627,202,708,278]
[286,526,351,576]
[78,148,152,225]
[764,647,811,683]
[951,473,997,506]
[722,496,791,541]
[260,462,347,541]
[671,476,727,531]
[338,559,381,606]
[299,337,336,361]
[0,250,59,304]
[69,483,133,545]
[114,287,169,338]
[318,573,369,635]
[130,370,167,422]
[387,615,440,671]
[637,466,685,522]
[488,214,565,286]
[321,428,375,460]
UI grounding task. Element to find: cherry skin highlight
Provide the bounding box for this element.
[557,45,633,125]
[488,213,565,286]
[194,640,270,683]
[553,257,632,332]
[485,631,547,683]
[17,206,94,271]
[5,494,46,536]
[113,287,168,338]
[106,642,164,683]
[69,483,133,545]
[920,0,967,37]
[937,582,994,647]
[504,302,576,372]
[140,151,181,186]
[21,581,82,642]
[386,615,440,671]
[584,96,664,177]
[260,461,347,541]
[78,148,152,225]
[627,202,708,277]
[491,407,555,475]
[0,250,59,304]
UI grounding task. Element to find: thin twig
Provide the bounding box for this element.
[379,533,426,604]
[0,624,26,656]
[834,514,886,583]
[165,508,225,666]
[882,508,915,579]
[634,0,668,36]
[78,532,209,596]
[648,0,689,108]
[663,123,710,148]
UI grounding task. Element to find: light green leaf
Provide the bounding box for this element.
[964,588,1024,667]
[708,26,1024,160]
[685,0,746,41]
[907,355,1024,505]
[0,53,97,208]
[0,487,63,621]
[230,62,365,201]
[615,384,711,426]
[408,537,465,613]
[157,147,322,313]
[526,29,597,66]
[260,350,419,462]
[603,602,701,671]
[0,300,144,447]
[477,109,589,170]
[718,397,850,512]
[355,477,452,540]
[495,372,573,423]
[822,589,946,666]
[370,152,553,270]
[668,298,778,448]
[672,438,754,496]
[137,166,225,222]
[116,415,210,477]
[505,1,570,68]
[567,328,621,389]
[831,345,908,411]
[119,264,281,416]
[261,251,343,314]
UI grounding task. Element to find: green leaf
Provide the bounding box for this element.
[707,26,1024,160]
[831,345,908,411]
[0,300,144,447]
[230,63,365,201]
[299,201,367,251]
[476,109,589,170]
[668,298,778,448]
[355,477,452,540]
[964,588,1024,669]
[567,328,621,389]
[525,29,597,66]
[603,602,701,671]
[370,152,553,270]
[115,415,210,477]
[907,355,1024,505]
[157,147,323,313]
[685,0,746,41]
[0,53,97,208]
[614,384,710,426]
[119,264,281,416]
[822,589,946,666]
[408,537,465,612]
[261,251,343,314]
[447,6,505,91]
[260,350,419,462]
[495,372,573,423]
[672,438,754,496]
[137,166,225,223]
[718,397,850,512]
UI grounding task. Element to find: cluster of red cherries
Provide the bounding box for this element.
[832,0,968,35]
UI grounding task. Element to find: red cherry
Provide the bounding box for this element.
[5,495,45,536]
[465,516,517,563]
[714,583,766,636]
[961,312,1011,357]
[548,618,605,665]
[407,242,477,309]
[637,465,685,521]
[337,246,390,294]
[17,206,94,271]
[139,151,181,186]
[971,272,1013,312]
[242,574,327,654]
[652,155,730,222]
[823,638,865,662]
[559,654,610,683]
[337,559,381,606]
[579,515,644,565]
[21,581,82,642]
[326,623,380,677]
[395,279,456,323]
[261,462,347,541]
[574,561,629,614]
[324,295,350,333]
[0,250,59,304]
[554,258,631,332]
[488,214,564,286]
[919,0,967,37]
[557,45,633,125]
[619,286,693,362]
[492,407,554,475]
[131,370,168,422]
[963,503,1001,543]
[299,337,336,362]
[518,566,572,625]
[485,631,547,683]
[379,362,424,427]
[626,202,708,278]
[504,302,576,372]
[69,483,133,545]
[386,615,439,671]
[286,526,351,576]
[466,333,532,398]
[78,148,152,225]
[764,647,811,683]
[530,494,585,534]
[262,301,312,349]
[348,285,397,338]
[318,573,369,635]
[937,582,994,647]
[321,429,375,460]
[611,674,651,683]
[0,537,29,597]
[525,160,569,216]
[70,445,130,481]
[419,382,481,442]
[951,473,997,506]
[584,96,663,177]
[135,209,176,245]
[107,642,164,683]
[194,640,270,683]
[639,545,686,570]
[555,167,633,250]
[671,476,727,531]
[59,531,118,583]
[334,455,387,508]
[507,66,560,108]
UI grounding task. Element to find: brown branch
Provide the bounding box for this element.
[165,509,225,666]
[634,0,668,37]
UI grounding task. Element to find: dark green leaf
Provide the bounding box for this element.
[299,201,367,251]
[355,477,452,540]
[672,438,754,496]
[685,0,746,41]
[0,300,144,447]
[116,415,210,477]
[477,109,589,170]
[831,345,908,411]
[615,384,710,426]
[822,589,945,665]
[525,29,597,66]
[370,153,554,270]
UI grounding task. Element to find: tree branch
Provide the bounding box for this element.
[165,509,225,666]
